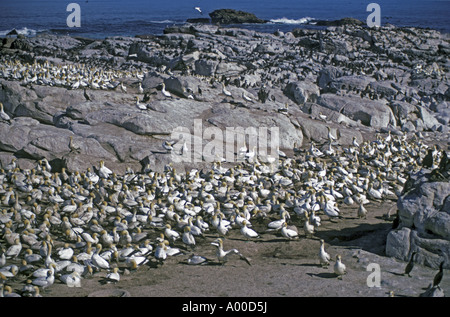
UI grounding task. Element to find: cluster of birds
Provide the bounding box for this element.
[0,57,144,91]
[0,126,447,296]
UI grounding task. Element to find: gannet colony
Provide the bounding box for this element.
[0,18,449,297]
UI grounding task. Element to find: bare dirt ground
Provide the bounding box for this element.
[11,200,447,298]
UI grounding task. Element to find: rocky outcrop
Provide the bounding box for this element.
[386,170,450,269]
[0,22,448,175]
[209,9,267,24]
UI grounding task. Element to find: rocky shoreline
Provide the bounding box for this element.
[1,22,448,173]
[0,21,449,297]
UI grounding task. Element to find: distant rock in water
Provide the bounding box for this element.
[313,17,364,27]
[209,9,267,24]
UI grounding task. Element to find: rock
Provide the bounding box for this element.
[317,66,345,90]
[209,9,267,24]
[386,227,411,261]
[401,120,416,132]
[418,105,441,130]
[328,75,375,93]
[315,17,364,27]
[284,81,320,104]
[317,93,395,128]
[386,170,450,269]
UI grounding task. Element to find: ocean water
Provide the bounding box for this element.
[0,0,449,39]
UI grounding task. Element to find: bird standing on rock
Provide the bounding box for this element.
[0,102,11,123]
[433,261,445,287]
[161,83,172,98]
[422,149,434,169]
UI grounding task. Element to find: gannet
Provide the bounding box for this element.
[242,91,254,102]
[164,224,180,243]
[357,202,368,219]
[303,216,315,238]
[326,126,337,142]
[194,6,202,14]
[334,255,347,279]
[182,226,196,249]
[211,238,251,265]
[281,222,299,240]
[318,239,331,267]
[60,271,82,287]
[154,242,167,263]
[0,102,11,123]
[135,96,147,110]
[120,82,127,93]
[240,220,259,239]
[103,267,120,284]
[161,83,172,98]
[162,140,177,152]
[91,244,110,270]
[187,254,209,265]
[98,160,112,179]
[222,83,232,97]
[32,269,55,289]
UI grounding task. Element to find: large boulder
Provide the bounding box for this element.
[386,170,450,269]
[317,93,396,128]
[284,81,320,104]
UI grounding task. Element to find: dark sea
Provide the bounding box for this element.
[0,0,449,39]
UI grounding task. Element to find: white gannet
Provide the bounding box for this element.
[104,267,120,284]
[135,96,147,110]
[357,202,368,219]
[164,224,180,243]
[91,244,110,270]
[162,140,177,152]
[240,220,259,239]
[182,226,196,249]
[211,238,251,265]
[318,239,331,268]
[32,269,55,289]
[303,216,315,238]
[120,82,127,93]
[5,238,22,259]
[334,255,347,279]
[187,254,209,265]
[242,91,254,102]
[194,6,202,14]
[154,242,167,263]
[326,126,337,142]
[57,243,74,260]
[0,102,11,123]
[60,271,82,287]
[280,222,299,240]
[98,160,112,179]
[161,83,172,98]
[221,83,232,97]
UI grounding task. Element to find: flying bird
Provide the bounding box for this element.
[194,7,203,15]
